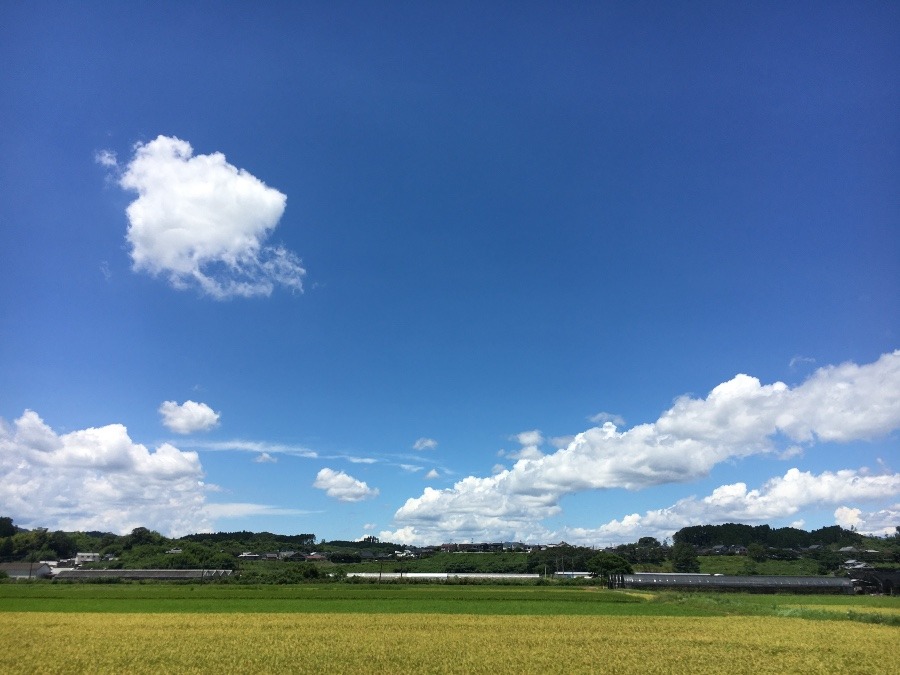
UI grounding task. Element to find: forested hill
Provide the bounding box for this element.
[179,531,316,550]
[672,523,870,549]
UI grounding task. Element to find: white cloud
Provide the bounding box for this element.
[313,468,379,502]
[202,503,314,519]
[254,452,277,464]
[385,351,900,544]
[501,429,545,461]
[835,505,899,537]
[180,438,318,458]
[0,410,208,537]
[588,412,625,427]
[549,435,575,449]
[834,506,862,530]
[789,355,816,369]
[570,468,900,544]
[514,429,543,447]
[400,464,423,473]
[425,469,439,480]
[94,149,118,168]
[114,135,304,299]
[413,437,438,451]
[159,400,220,434]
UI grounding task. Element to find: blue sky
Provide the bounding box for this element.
[1,2,898,545]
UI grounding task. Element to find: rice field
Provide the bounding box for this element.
[0,585,896,673]
[1,611,896,674]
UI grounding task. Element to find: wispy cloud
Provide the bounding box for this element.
[413,437,438,451]
[203,503,318,519]
[181,439,318,458]
[94,149,118,168]
[789,355,816,369]
[588,411,625,427]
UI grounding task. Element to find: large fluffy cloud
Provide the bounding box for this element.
[159,400,220,434]
[114,135,304,299]
[313,468,379,502]
[384,351,900,544]
[0,410,209,536]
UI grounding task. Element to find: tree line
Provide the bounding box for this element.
[2,515,896,578]
[671,523,867,549]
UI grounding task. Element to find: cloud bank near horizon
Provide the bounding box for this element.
[561,469,900,546]
[105,135,305,299]
[2,352,898,543]
[0,410,316,537]
[0,410,209,537]
[381,351,900,545]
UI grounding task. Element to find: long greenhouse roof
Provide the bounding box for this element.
[623,573,852,588]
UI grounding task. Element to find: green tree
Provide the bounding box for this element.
[671,542,700,573]
[746,542,767,563]
[587,552,633,579]
[0,517,16,538]
[48,531,76,558]
[811,549,842,575]
[124,527,165,549]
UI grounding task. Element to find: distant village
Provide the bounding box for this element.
[1,518,898,594]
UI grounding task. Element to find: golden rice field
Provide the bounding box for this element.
[1,612,896,674]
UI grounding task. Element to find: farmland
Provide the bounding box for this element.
[0,584,896,673]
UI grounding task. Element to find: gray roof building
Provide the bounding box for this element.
[54,569,233,581]
[613,573,854,593]
[0,562,53,579]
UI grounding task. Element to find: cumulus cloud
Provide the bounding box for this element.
[385,351,900,544]
[113,135,304,299]
[569,468,900,544]
[313,468,379,502]
[159,400,220,434]
[0,410,208,537]
[425,468,439,480]
[834,505,899,537]
[834,506,862,530]
[500,429,545,461]
[413,437,438,451]
[254,452,277,464]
